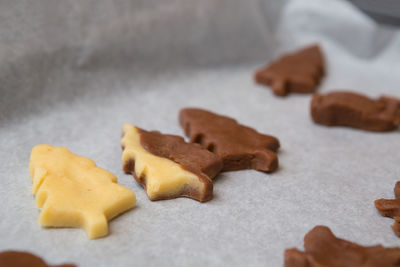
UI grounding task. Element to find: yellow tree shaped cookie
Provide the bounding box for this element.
[29,145,136,239]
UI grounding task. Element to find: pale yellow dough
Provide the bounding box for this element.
[29,145,136,239]
[121,124,204,200]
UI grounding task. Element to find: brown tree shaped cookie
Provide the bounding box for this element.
[311,91,400,132]
[284,226,400,267]
[179,108,280,172]
[121,124,223,202]
[254,44,325,96]
[375,181,400,237]
[0,251,76,267]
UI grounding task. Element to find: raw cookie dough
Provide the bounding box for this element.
[179,108,280,172]
[121,124,222,202]
[375,181,400,237]
[284,226,400,267]
[311,91,400,132]
[0,250,76,267]
[254,44,325,96]
[29,145,136,239]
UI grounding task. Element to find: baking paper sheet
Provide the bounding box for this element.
[1,0,400,266]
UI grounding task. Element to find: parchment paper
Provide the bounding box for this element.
[1,0,400,266]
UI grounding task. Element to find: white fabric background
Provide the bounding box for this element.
[1,0,400,266]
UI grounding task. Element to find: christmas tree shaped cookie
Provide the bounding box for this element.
[29,145,136,239]
[255,44,325,96]
[121,124,222,202]
[179,108,280,172]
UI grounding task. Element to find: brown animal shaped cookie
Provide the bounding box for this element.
[284,226,400,267]
[0,251,76,267]
[121,124,223,202]
[254,44,325,96]
[311,91,400,132]
[179,108,280,172]
[375,181,400,237]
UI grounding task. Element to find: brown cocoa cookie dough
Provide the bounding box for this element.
[255,44,325,96]
[284,226,400,267]
[311,91,400,132]
[179,108,280,172]
[0,251,76,267]
[121,124,222,202]
[138,128,223,181]
[375,181,400,237]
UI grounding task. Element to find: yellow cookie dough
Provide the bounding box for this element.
[121,124,205,201]
[29,144,136,239]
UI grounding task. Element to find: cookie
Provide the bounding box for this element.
[29,145,136,239]
[121,124,223,202]
[0,251,76,267]
[311,91,400,131]
[375,181,400,237]
[284,226,400,267]
[179,108,280,172]
[255,44,325,96]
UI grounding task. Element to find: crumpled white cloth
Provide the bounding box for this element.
[277,0,400,98]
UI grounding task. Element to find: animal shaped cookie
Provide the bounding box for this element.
[285,226,400,267]
[375,181,400,237]
[311,91,400,132]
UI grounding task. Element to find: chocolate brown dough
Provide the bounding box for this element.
[311,91,400,132]
[179,108,280,172]
[255,44,325,96]
[0,251,76,267]
[375,181,400,237]
[122,127,223,202]
[284,226,400,267]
